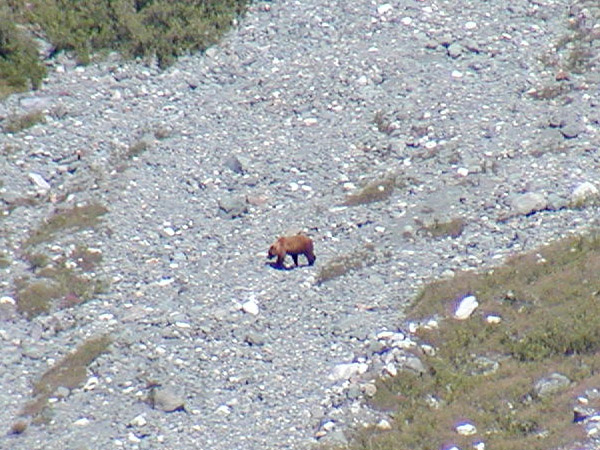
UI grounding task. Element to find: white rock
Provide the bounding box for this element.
[456,422,477,435]
[454,295,479,319]
[377,4,393,15]
[384,362,397,376]
[329,362,368,381]
[242,300,259,315]
[156,277,174,286]
[215,405,231,416]
[457,167,469,177]
[421,344,436,356]
[486,315,502,324]
[129,414,147,427]
[451,70,463,78]
[473,441,485,450]
[128,432,140,443]
[28,172,51,191]
[465,21,477,30]
[376,419,392,430]
[303,117,318,126]
[0,296,16,305]
[401,17,412,25]
[571,182,598,202]
[163,227,175,237]
[73,418,90,426]
[289,182,299,192]
[83,376,99,391]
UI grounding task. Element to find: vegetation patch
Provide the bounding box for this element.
[373,110,395,135]
[19,335,112,421]
[0,7,46,97]
[24,202,107,248]
[345,232,600,450]
[2,111,46,134]
[341,176,400,207]
[16,245,105,319]
[417,217,466,239]
[316,244,379,285]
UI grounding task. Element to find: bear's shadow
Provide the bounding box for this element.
[266,261,310,271]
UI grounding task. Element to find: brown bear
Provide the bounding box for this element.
[267,234,316,269]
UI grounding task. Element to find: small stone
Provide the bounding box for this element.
[150,387,185,412]
[447,43,463,58]
[163,227,175,237]
[244,331,266,346]
[73,418,90,426]
[28,172,51,191]
[511,192,547,215]
[451,70,463,78]
[454,295,479,319]
[303,117,318,126]
[457,167,469,177]
[486,315,502,324]
[129,414,147,427]
[571,182,598,203]
[224,155,244,174]
[376,419,392,430]
[456,422,477,435]
[54,386,70,399]
[215,405,231,416]
[0,296,16,305]
[329,363,368,381]
[363,383,377,397]
[465,21,477,30]
[218,196,248,219]
[83,376,99,391]
[377,4,392,15]
[242,300,259,315]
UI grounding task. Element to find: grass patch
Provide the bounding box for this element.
[24,202,107,248]
[341,176,400,207]
[19,335,112,420]
[16,245,105,319]
[417,217,466,239]
[0,252,10,268]
[2,111,46,133]
[346,232,600,450]
[316,244,380,285]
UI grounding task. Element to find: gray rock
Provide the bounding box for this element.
[224,155,244,174]
[149,387,185,412]
[511,192,547,215]
[447,43,463,58]
[218,195,248,219]
[534,373,571,398]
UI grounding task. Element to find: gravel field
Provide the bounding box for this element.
[1,0,599,449]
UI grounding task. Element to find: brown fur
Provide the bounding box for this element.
[267,234,316,268]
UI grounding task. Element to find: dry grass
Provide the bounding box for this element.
[16,245,105,319]
[341,176,400,207]
[23,202,107,248]
[19,335,112,420]
[316,244,380,285]
[418,217,466,239]
[2,111,45,133]
[344,232,600,450]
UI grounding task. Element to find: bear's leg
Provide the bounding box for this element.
[292,254,299,266]
[276,255,285,267]
[306,252,316,266]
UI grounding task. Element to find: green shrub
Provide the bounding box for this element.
[21,0,248,67]
[0,6,46,96]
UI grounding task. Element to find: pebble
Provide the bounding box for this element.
[511,192,547,216]
[242,300,259,315]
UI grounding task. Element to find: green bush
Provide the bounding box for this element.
[21,0,248,67]
[0,7,46,95]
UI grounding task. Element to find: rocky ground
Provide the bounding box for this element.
[1,0,599,449]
